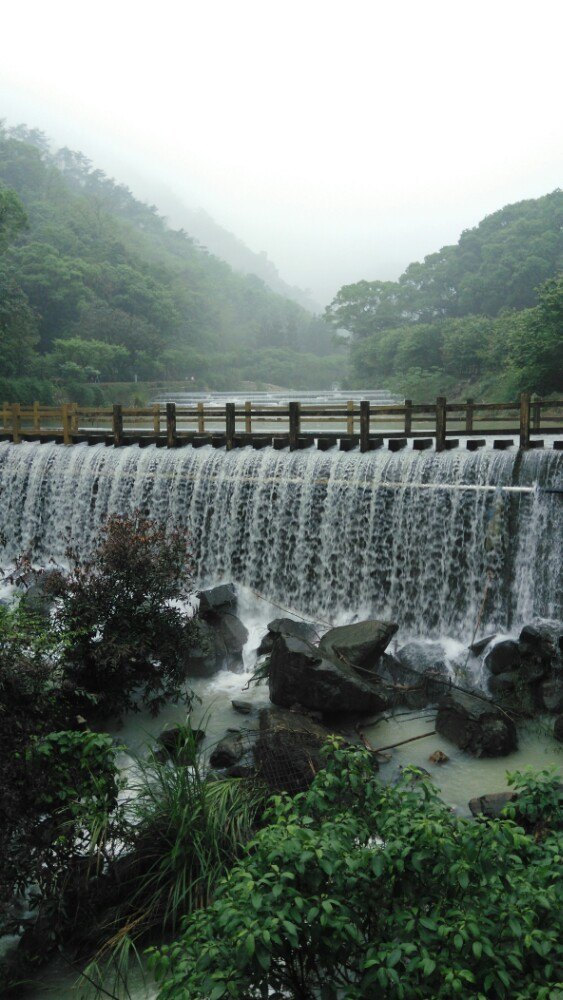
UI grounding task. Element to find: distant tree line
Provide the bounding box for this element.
[326,191,562,399]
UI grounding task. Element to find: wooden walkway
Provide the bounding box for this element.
[1,395,562,453]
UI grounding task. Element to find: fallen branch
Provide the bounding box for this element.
[358,728,437,755]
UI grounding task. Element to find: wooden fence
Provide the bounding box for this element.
[1,395,562,453]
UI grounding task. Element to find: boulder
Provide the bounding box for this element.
[217,612,249,662]
[231,699,254,715]
[209,729,245,768]
[257,617,318,656]
[484,640,521,675]
[198,583,238,616]
[469,633,498,655]
[436,691,517,757]
[394,641,452,708]
[519,621,562,664]
[318,619,398,673]
[156,724,205,764]
[540,676,563,714]
[184,618,229,677]
[254,707,347,794]
[269,633,388,715]
[468,791,515,819]
[488,671,517,694]
[554,716,563,742]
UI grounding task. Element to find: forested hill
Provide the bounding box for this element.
[0,123,338,400]
[326,191,562,399]
[149,191,321,313]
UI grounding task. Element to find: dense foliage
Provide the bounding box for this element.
[51,511,195,716]
[326,192,562,397]
[151,744,563,999]
[0,122,335,396]
[83,727,269,995]
[0,513,201,986]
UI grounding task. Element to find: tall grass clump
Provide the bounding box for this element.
[81,723,268,997]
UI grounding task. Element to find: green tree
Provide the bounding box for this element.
[0,183,27,250]
[54,512,196,717]
[324,279,406,338]
[504,276,563,394]
[49,336,130,380]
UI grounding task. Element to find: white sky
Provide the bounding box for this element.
[1,0,561,305]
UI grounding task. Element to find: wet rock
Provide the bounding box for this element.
[269,633,388,715]
[254,707,344,794]
[225,763,255,778]
[209,729,245,768]
[257,617,318,656]
[428,750,449,764]
[184,618,229,677]
[217,612,249,664]
[554,716,563,742]
[436,691,517,757]
[394,641,452,708]
[540,676,563,714]
[484,640,521,675]
[318,619,398,672]
[232,699,253,715]
[469,634,498,655]
[488,671,517,694]
[156,724,205,764]
[468,791,515,819]
[519,622,561,663]
[198,583,238,616]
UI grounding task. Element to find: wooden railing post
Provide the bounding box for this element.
[226,402,235,451]
[360,400,370,453]
[11,403,21,444]
[404,399,412,435]
[166,402,177,448]
[346,400,354,435]
[289,401,301,451]
[532,395,541,432]
[465,398,474,434]
[153,404,160,435]
[197,401,205,433]
[112,404,123,447]
[61,404,71,445]
[244,401,252,434]
[519,392,531,449]
[435,396,447,452]
[70,402,79,434]
[33,400,40,432]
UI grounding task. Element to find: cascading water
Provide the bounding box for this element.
[1,440,560,639]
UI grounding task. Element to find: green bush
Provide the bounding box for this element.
[151,743,563,999]
[54,512,196,717]
[0,376,55,404]
[81,725,268,996]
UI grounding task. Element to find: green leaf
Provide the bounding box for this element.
[422,958,436,976]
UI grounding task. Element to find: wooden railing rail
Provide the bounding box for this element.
[2,396,562,451]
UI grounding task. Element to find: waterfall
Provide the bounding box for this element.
[0,441,561,640]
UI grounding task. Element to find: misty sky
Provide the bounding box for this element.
[2,0,561,305]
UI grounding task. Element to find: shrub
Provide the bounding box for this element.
[54,512,195,717]
[81,725,268,996]
[150,743,563,999]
